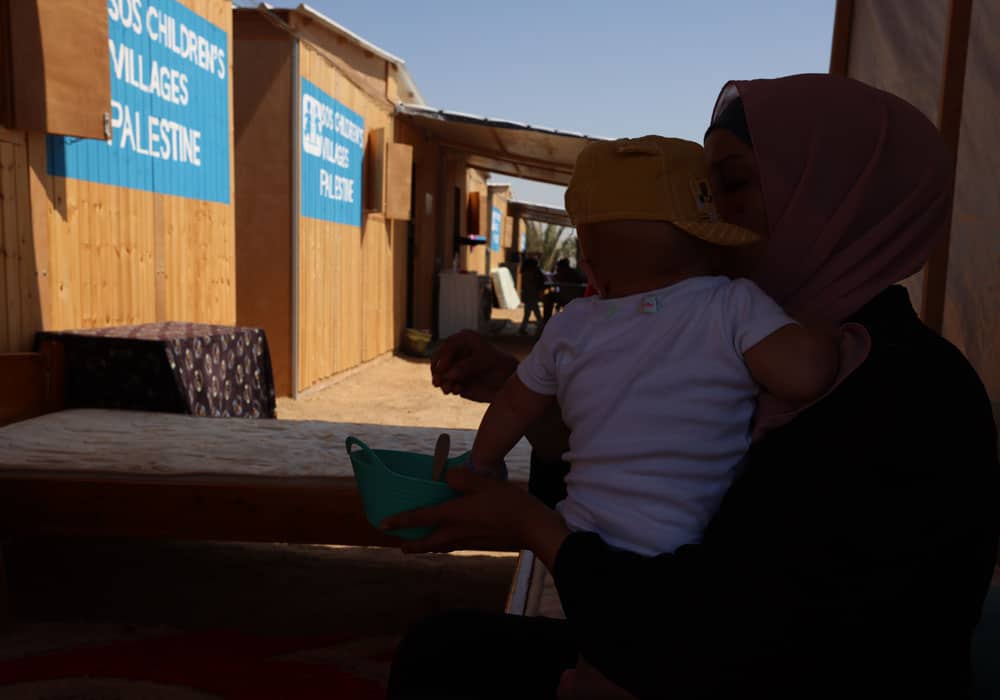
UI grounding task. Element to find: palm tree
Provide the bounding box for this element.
[524,221,577,271]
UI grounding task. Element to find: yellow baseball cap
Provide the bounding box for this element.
[565,135,758,246]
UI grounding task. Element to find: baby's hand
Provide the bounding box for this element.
[465,455,508,481]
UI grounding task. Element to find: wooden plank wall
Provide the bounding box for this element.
[281,11,389,105]
[461,168,488,274]
[0,0,235,350]
[296,43,406,391]
[0,128,41,353]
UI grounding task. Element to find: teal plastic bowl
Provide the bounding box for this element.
[346,436,468,540]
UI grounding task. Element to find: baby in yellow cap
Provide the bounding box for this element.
[470,136,839,556]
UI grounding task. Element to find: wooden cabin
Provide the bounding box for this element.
[0,0,236,354]
[1,1,595,397]
[233,5,416,397]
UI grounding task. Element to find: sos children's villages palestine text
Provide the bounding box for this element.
[106,0,226,167]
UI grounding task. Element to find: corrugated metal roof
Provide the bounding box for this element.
[396,104,605,186]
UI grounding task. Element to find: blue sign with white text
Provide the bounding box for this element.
[300,78,365,227]
[47,0,230,204]
[490,207,503,252]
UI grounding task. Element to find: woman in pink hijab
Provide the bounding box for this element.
[386,74,999,699]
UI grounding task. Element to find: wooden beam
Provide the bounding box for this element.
[829,0,855,75]
[463,157,569,188]
[921,0,973,333]
[507,202,572,228]
[0,474,525,551]
[0,353,46,427]
[435,140,575,177]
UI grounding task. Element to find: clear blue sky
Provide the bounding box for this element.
[302,1,837,207]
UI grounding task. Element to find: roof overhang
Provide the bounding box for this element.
[508,200,572,228]
[396,104,604,186]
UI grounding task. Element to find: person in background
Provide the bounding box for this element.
[519,256,546,336]
[543,258,589,322]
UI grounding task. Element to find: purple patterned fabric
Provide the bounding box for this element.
[37,323,277,419]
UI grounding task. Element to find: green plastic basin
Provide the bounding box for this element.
[346,436,468,540]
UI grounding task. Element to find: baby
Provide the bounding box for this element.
[470,136,839,556]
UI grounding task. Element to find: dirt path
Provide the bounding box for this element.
[277,356,489,429]
[276,331,537,430]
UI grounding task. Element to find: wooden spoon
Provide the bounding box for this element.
[431,433,450,481]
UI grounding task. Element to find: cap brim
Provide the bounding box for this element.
[674,221,759,247]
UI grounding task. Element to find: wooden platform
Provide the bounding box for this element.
[0,409,530,549]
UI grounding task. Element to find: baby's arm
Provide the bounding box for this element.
[471,374,557,476]
[743,324,840,404]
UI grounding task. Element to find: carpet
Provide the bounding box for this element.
[0,628,396,699]
[0,537,517,699]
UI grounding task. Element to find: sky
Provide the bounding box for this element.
[295,1,837,208]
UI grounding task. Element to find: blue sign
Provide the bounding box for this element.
[300,78,365,227]
[47,0,230,204]
[490,207,503,252]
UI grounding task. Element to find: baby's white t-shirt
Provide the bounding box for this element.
[516,276,793,556]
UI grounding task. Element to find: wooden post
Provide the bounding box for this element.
[37,337,65,413]
[921,0,973,333]
[829,0,855,75]
[0,543,9,627]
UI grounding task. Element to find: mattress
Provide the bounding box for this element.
[490,266,521,310]
[0,410,533,482]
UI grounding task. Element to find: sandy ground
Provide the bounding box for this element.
[277,355,490,429]
[277,311,536,430]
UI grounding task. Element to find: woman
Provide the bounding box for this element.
[384,75,1000,699]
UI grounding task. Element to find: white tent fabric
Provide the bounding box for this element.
[846,0,947,314]
[943,0,1000,400]
[846,0,999,399]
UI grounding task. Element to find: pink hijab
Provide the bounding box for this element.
[712,75,955,437]
[712,73,955,324]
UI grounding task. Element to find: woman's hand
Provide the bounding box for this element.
[430,331,520,403]
[380,469,571,569]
